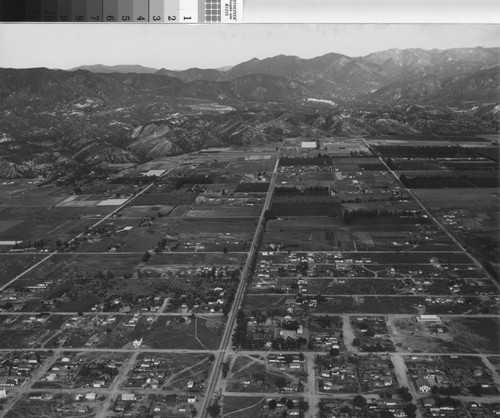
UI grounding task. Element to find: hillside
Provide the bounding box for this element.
[0,46,498,178]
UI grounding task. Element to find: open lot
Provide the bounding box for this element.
[221,396,265,418]
[123,352,213,391]
[226,354,303,393]
[391,316,500,354]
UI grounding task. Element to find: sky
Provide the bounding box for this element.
[0,23,499,70]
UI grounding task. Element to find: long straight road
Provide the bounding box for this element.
[198,144,282,417]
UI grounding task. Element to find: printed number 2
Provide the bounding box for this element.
[168,16,176,21]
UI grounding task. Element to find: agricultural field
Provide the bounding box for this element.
[166,217,258,252]
[414,188,500,278]
[145,251,248,267]
[10,253,144,287]
[0,130,498,418]
[264,218,353,251]
[263,212,459,252]
[0,218,97,250]
[68,217,179,253]
[0,254,46,286]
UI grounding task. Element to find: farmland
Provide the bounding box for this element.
[0,135,498,418]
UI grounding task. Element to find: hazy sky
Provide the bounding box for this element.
[0,24,499,70]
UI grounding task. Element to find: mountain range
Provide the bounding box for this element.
[0,47,498,178]
[72,47,500,101]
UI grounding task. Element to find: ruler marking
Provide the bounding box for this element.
[87,0,102,22]
[26,0,42,21]
[41,0,56,21]
[179,0,198,22]
[56,0,70,21]
[132,0,148,22]
[71,0,87,21]
[103,0,117,22]
[1,0,242,22]
[149,0,164,22]
[117,0,133,22]
[163,0,178,22]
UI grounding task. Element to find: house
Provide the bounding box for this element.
[187,394,196,403]
[416,314,442,324]
[416,376,431,392]
[85,392,97,401]
[121,393,136,401]
[46,373,57,382]
[279,330,297,339]
[0,389,6,398]
[92,380,105,388]
[132,337,143,349]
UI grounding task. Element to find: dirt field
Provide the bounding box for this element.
[390,316,500,354]
[222,396,265,418]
